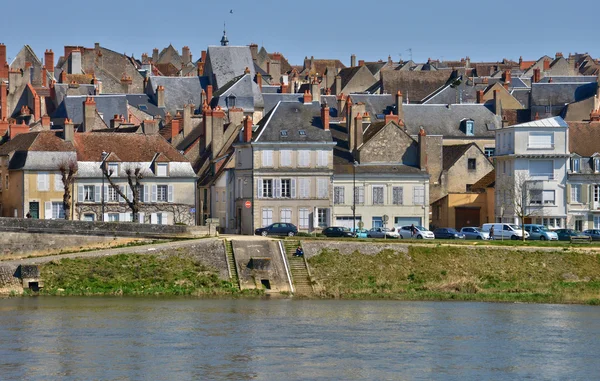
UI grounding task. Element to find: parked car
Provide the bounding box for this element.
[433,228,465,239]
[583,229,600,241]
[524,224,558,241]
[397,225,435,239]
[351,228,369,238]
[460,227,490,240]
[322,226,357,238]
[255,223,298,237]
[554,229,591,242]
[367,227,400,239]
[481,223,529,240]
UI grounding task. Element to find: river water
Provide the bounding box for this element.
[1,297,599,380]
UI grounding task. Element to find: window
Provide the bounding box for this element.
[262,179,273,198]
[298,150,310,167]
[84,185,95,202]
[393,187,404,205]
[262,208,273,227]
[413,186,425,205]
[372,186,384,205]
[317,150,329,167]
[108,213,119,222]
[528,132,554,149]
[280,208,291,223]
[543,190,555,205]
[595,216,600,229]
[262,150,273,167]
[51,202,65,219]
[594,185,600,203]
[298,130,306,136]
[466,184,473,192]
[280,150,292,167]
[108,163,119,176]
[298,178,310,198]
[156,163,167,177]
[468,158,477,171]
[108,186,118,202]
[529,160,553,180]
[280,130,288,137]
[572,158,580,173]
[372,216,383,228]
[354,186,365,204]
[54,174,63,191]
[281,179,291,198]
[466,120,474,136]
[299,208,309,229]
[484,147,495,157]
[543,218,562,229]
[157,185,168,202]
[37,173,49,191]
[334,186,345,204]
[317,208,327,227]
[317,178,328,199]
[571,184,581,203]
[595,158,600,173]
[529,189,542,204]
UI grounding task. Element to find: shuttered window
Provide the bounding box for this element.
[317,150,329,167]
[262,150,273,167]
[393,187,404,205]
[372,186,384,205]
[334,186,345,204]
[529,160,553,179]
[413,186,425,205]
[280,150,292,167]
[528,133,554,149]
[317,178,328,199]
[37,173,49,191]
[354,186,365,204]
[298,150,310,167]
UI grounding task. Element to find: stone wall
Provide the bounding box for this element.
[231,240,291,292]
[0,264,20,293]
[166,239,229,280]
[301,240,408,259]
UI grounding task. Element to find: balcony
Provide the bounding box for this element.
[528,173,554,181]
[527,144,555,150]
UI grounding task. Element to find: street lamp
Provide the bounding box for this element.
[101,151,107,221]
[353,160,358,232]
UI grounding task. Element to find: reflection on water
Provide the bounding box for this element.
[1,297,600,380]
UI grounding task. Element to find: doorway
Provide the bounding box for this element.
[454,207,480,230]
[575,218,583,232]
[28,202,39,219]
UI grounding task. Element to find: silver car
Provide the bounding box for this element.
[367,227,400,239]
[460,227,490,240]
[398,225,435,239]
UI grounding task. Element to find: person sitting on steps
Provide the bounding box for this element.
[294,245,304,257]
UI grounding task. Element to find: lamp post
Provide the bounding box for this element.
[353,160,358,232]
[101,151,107,221]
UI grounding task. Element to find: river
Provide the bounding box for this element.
[1,297,599,380]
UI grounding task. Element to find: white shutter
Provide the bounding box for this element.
[127,212,132,222]
[168,185,174,202]
[37,174,43,191]
[275,179,281,198]
[528,133,553,148]
[291,178,296,198]
[144,185,149,203]
[94,185,101,202]
[78,185,84,202]
[103,213,109,222]
[313,206,319,228]
[54,174,63,191]
[119,212,126,222]
[44,201,52,219]
[151,185,157,202]
[306,178,311,198]
[257,178,263,198]
[160,212,167,225]
[119,186,125,202]
[103,185,108,201]
[150,213,157,224]
[138,212,145,223]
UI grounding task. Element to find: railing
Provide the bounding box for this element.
[528,173,554,180]
[527,144,555,149]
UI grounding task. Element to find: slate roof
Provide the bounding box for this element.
[125,94,165,119]
[211,74,264,111]
[403,104,500,138]
[381,69,458,102]
[54,95,128,126]
[54,83,96,107]
[253,101,333,143]
[530,82,596,106]
[205,46,255,89]
[342,94,395,121]
[147,76,208,114]
[538,76,598,83]
[471,169,495,190]
[511,88,531,108]
[442,144,473,170]
[262,93,303,114]
[567,122,600,156]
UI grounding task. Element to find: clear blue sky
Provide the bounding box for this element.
[2,0,599,67]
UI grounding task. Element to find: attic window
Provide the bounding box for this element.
[376,114,385,119]
[138,105,148,111]
[298,130,306,136]
[280,130,288,137]
[466,120,474,136]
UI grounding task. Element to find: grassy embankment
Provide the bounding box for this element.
[38,253,260,297]
[308,245,600,305]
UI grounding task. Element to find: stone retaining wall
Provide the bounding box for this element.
[300,240,409,259]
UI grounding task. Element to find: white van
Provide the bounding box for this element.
[481,223,530,240]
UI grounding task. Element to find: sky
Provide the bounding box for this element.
[2,0,600,67]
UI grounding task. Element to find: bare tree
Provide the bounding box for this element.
[101,164,144,222]
[498,172,545,241]
[58,159,78,220]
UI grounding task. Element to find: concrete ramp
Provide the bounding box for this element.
[231,240,292,293]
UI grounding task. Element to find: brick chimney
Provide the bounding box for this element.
[303,90,312,104]
[385,110,399,124]
[206,85,213,103]
[543,59,550,71]
[337,93,346,116]
[351,54,356,67]
[201,50,206,63]
[171,117,181,140]
[156,85,165,107]
[0,43,7,79]
[142,118,159,134]
[10,121,30,139]
[321,103,330,130]
[182,46,191,65]
[197,61,204,76]
[110,114,125,129]
[83,97,96,132]
[280,83,288,93]
[229,107,244,127]
[182,104,194,137]
[69,49,82,74]
[0,43,6,66]
[203,107,213,151]
[354,112,363,152]
[310,78,320,103]
[121,74,132,93]
[335,75,342,95]
[494,89,502,116]
[476,90,484,104]
[418,127,427,171]
[64,118,74,142]
[256,73,262,91]
[358,60,365,66]
[44,49,54,74]
[41,114,51,129]
[502,70,511,84]
[555,52,563,59]
[243,115,253,142]
[0,80,7,120]
[33,94,41,121]
[0,118,8,136]
[249,44,258,61]
[152,48,159,62]
[211,107,225,157]
[533,68,541,83]
[396,91,404,120]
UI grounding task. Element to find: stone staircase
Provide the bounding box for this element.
[224,240,240,289]
[283,240,313,295]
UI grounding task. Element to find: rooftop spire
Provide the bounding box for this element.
[220,23,229,46]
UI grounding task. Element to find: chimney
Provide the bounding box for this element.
[418,127,427,171]
[249,44,258,61]
[156,85,165,107]
[337,93,346,116]
[142,119,159,134]
[476,90,485,104]
[152,48,159,62]
[171,117,181,140]
[182,46,191,65]
[310,78,320,103]
[10,121,30,139]
[555,52,563,59]
[64,118,74,142]
[385,110,399,124]
[197,61,204,76]
[358,60,365,66]
[0,43,6,66]
[351,54,356,67]
[396,91,404,120]
[0,118,8,136]
[206,85,213,103]
[41,68,47,87]
[110,114,125,129]
[203,107,213,151]
[69,49,82,74]
[33,95,41,121]
[243,115,253,142]
[182,104,194,137]
[303,90,312,104]
[266,61,270,75]
[0,43,8,79]
[211,107,225,157]
[41,114,51,129]
[44,49,54,73]
[229,107,244,127]
[388,55,393,65]
[533,68,541,83]
[83,97,96,132]
[534,112,540,120]
[0,80,7,120]
[493,90,502,116]
[321,103,330,131]
[543,59,550,71]
[256,73,262,91]
[590,110,600,122]
[201,50,207,63]
[502,69,511,84]
[280,83,288,93]
[335,75,342,95]
[354,113,363,152]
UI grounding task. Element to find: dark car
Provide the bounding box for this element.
[583,230,600,241]
[322,226,357,238]
[554,229,591,242]
[433,228,465,239]
[255,223,298,237]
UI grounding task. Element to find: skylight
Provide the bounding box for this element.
[298,130,306,136]
[138,105,148,111]
[281,130,288,137]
